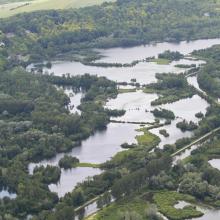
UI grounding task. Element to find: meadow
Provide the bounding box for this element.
[0,0,114,18]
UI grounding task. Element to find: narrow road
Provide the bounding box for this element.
[171,126,220,157]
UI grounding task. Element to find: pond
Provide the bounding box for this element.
[29,123,139,197]
[173,200,220,220]
[0,189,17,199]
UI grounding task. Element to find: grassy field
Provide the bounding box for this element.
[150,58,171,65]
[85,197,150,220]
[0,0,115,18]
[136,127,161,147]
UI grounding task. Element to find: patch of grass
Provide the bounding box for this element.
[105,149,133,167]
[143,87,157,94]
[150,58,171,65]
[136,127,160,147]
[118,88,136,93]
[77,162,100,168]
[154,191,203,220]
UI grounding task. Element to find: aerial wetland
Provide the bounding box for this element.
[4,0,220,219]
[25,38,220,219]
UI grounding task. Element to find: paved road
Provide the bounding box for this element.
[171,126,220,157]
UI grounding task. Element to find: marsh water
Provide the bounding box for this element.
[0,189,16,199]
[42,39,219,85]
[105,90,158,123]
[28,38,220,219]
[209,159,220,171]
[174,201,220,220]
[96,39,220,63]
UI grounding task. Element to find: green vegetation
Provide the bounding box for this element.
[154,191,203,220]
[88,196,162,220]
[136,127,160,148]
[77,163,100,168]
[159,129,169,137]
[150,58,171,65]
[1,1,220,219]
[33,165,61,184]
[144,73,195,105]
[59,155,80,169]
[151,108,175,120]
[176,120,198,132]
[158,50,184,61]
[175,64,196,69]
[120,142,136,149]
[193,45,220,98]
[195,112,204,118]
[0,68,117,218]
[0,0,115,18]
[118,88,136,93]
[105,109,126,117]
[163,137,192,154]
